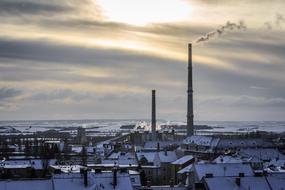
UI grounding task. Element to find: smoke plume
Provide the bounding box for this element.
[196,20,246,44]
[264,13,285,29]
[264,22,272,30]
[276,13,285,27]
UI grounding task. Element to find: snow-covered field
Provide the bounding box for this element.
[0,120,284,134]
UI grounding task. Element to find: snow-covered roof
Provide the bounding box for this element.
[213,155,244,164]
[0,159,57,170]
[108,152,136,160]
[103,152,138,165]
[128,170,141,187]
[71,146,83,153]
[150,186,187,190]
[128,170,140,175]
[217,138,273,149]
[108,152,121,159]
[177,164,193,174]
[172,155,194,165]
[136,151,177,166]
[267,158,285,168]
[194,163,254,180]
[158,151,178,163]
[53,173,91,190]
[90,172,133,190]
[266,173,285,189]
[50,165,85,173]
[0,179,52,190]
[101,159,138,165]
[143,141,181,149]
[183,135,219,148]
[204,176,271,190]
[0,171,134,190]
[87,163,139,168]
[136,152,156,163]
[44,140,61,144]
[237,148,285,161]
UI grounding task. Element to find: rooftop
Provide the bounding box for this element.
[194,163,254,180]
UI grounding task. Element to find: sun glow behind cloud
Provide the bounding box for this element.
[96,0,192,26]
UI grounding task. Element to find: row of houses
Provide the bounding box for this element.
[1,131,285,190]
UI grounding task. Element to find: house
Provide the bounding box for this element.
[181,136,219,159]
[171,155,194,184]
[0,170,134,190]
[128,170,142,190]
[0,159,57,178]
[177,164,193,184]
[136,151,178,185]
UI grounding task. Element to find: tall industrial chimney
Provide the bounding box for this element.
[151,89,156,141]
[187,44,194,136]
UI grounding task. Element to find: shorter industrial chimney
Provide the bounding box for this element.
[151,90,156,141]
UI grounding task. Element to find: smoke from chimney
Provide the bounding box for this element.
[264,22,272,30]
[264,13,285,29]
[264,13,285,30]
[276,13,285,27]
[196,20,246,43]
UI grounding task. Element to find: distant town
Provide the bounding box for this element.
[1,44,285,190]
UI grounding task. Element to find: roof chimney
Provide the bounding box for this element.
[187,43,194,136]
[164,149,168,156]
[80,168,88,187]
[113,166,118,189]
[170,179,174,187]
[151,90,156,141]
[235,177,241,186]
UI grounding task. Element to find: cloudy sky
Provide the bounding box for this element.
[0,0,285,121]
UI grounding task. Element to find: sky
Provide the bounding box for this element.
[0,0,285,121]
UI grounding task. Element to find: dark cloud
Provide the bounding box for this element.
[191,0,285,4]
[0,0,72,16]
[29,89,91,101]
[199,95,285,108]
[0,87,21,100]
[0,38,182,67]
[263,13,285,29]
[37,18,210,39]
[0,38,187,97]
[276,13,285,27]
